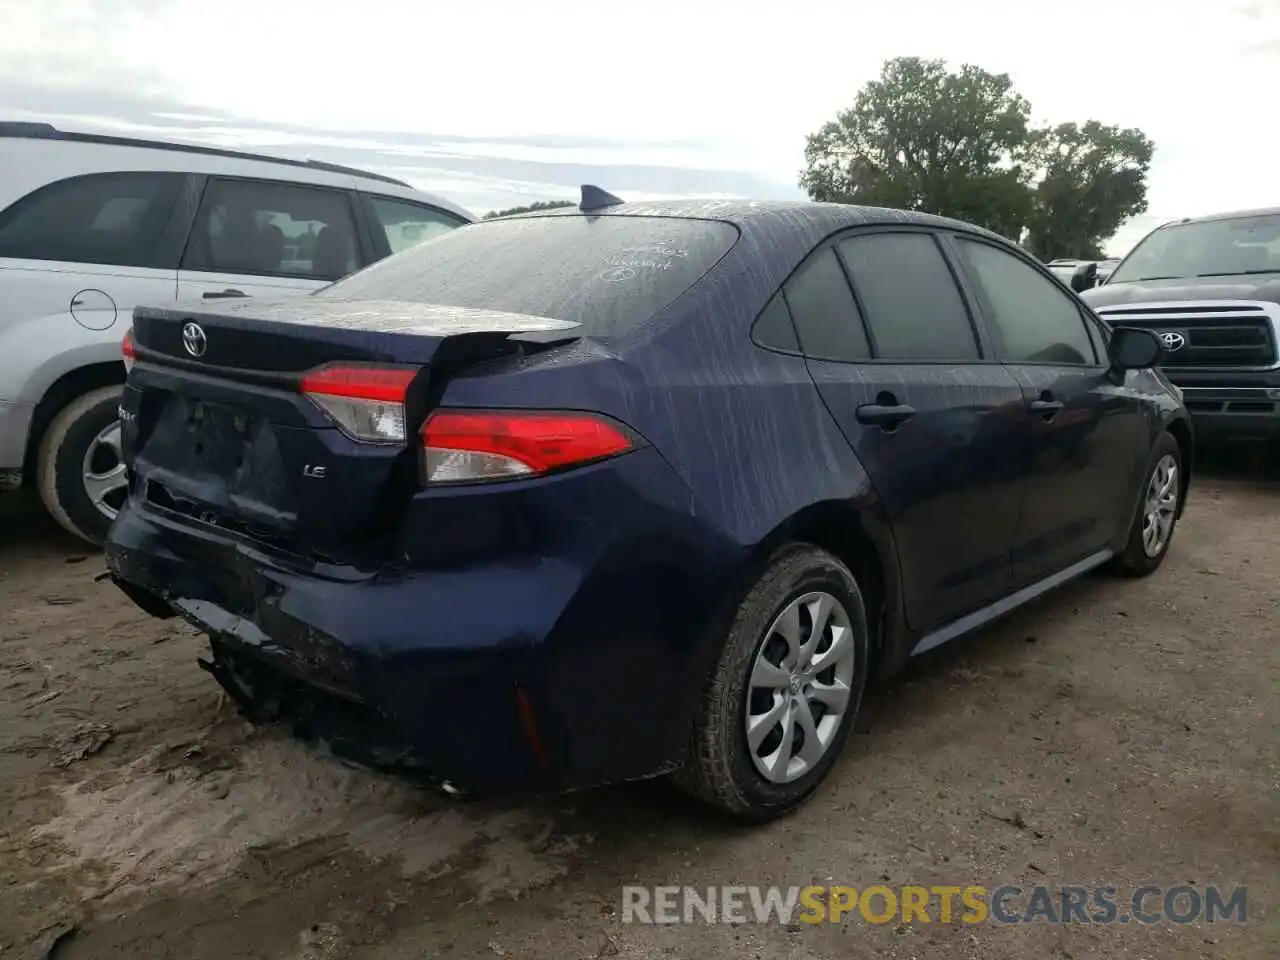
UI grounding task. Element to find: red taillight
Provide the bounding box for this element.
[300,363,417,443]
[420,410,634,483]
[121,328,135,373]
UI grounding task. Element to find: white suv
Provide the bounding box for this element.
[0,121,474,544]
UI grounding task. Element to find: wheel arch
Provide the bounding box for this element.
[21,361,126,483]
[742,498,904,678]
[1164,414,1194,516]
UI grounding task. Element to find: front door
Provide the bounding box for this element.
[785,231,1029,633]
[947,235,1150,586]
[177,176,365,304]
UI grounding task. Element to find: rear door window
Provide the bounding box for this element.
[783,247,870,361]
[183,178,362,281]
[319,214,739,336]
[0,172,184,268]
[366,195,467,254]
[838,232,980,360]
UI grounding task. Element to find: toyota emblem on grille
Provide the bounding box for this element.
[1157,331,1186,352]
[181,321,208,358]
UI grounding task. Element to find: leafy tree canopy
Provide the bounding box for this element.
[483,200,576,219]
[800,57,1154,260]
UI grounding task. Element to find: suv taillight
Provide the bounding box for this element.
[420,410,634,484]
[121,328,135,374]
[300,363,417,443]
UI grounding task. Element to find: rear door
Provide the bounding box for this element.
[791,229,1029,633]
[177,176,369,303]
[947,234,1149,586]
[0,170,185,386]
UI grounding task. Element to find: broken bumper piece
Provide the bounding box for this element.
[103,502,550,795]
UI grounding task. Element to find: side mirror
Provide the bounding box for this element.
[1070,262,1098,292]
[1109,326,1164,371]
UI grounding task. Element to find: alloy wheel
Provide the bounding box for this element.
[82,420,128,521]
[1141,453,1179,558]
[744,591,856,784]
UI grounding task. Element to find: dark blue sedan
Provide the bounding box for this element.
[105,190,1192,821]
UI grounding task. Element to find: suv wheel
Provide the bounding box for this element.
[36,385,127,546]
[675,544,870,822]
[1107,431,1183,577]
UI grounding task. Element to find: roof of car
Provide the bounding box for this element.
[0,120,412,189]
[506,197,1012,244]
[1168,206,1280,226]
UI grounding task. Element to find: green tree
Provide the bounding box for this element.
[1021,121,1154,261]
[800,56,1154,258]
[483,200,576,219]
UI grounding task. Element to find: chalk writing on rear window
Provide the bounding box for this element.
[599,242,691,282]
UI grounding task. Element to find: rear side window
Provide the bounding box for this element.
[752,291,800,352]
[955,238,1098,365]
[318,215,739,337]
[184,177,361,282]
[783,247,869,361]
[367,196,465,255]
[0,172,183,268]
[838,232,979,360]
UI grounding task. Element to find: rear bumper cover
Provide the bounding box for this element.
[0,399,35,472]
[104,448,740,794]
[106,505,543,791]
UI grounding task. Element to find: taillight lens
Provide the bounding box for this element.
[420,410,634,483]
[300,363,417,443]
[121,328,135,374]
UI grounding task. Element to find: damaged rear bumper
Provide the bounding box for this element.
[103,449,736,795]
[104,502,564,794]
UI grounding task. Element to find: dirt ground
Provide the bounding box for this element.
[1,450,1277,960]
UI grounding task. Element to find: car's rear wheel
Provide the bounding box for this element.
[1107,430,1183,577]
[35,385,127,546]
[675,544,870,822]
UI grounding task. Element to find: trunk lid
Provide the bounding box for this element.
[123,297,580,567]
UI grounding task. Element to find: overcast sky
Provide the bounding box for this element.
[4,0,1279,255]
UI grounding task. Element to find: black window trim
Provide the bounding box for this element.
[749,289,805,357]
[751,225,1003,364]
[1080,303,1112,362]
[357,191,471,261]
[832,225,994,364]
[778,245,872,363]
[0,170,193,271]
[178,174,375,282]
[942,231,1104,368]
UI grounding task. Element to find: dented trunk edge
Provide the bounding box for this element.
[122,304,587,568]
[129,298,585,374]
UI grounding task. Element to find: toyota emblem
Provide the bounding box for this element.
[181,321,208,358]
[1157,331,1186,352]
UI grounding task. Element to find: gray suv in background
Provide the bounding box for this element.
[0,121,474,544]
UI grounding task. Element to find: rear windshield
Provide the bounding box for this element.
[316,214,739,336]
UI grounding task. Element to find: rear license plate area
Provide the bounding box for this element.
[138,395,257,516]
[183,398,253,472]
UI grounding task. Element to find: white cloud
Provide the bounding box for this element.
[4,0,1279,253]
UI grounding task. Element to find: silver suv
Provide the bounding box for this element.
[0,121,474,544]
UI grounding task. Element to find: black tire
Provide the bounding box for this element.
[674,544,871,822]
[1106,430,1184,577]
[35,385,126,547]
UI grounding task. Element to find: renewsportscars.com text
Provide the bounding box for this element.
[621,884,1248,926]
